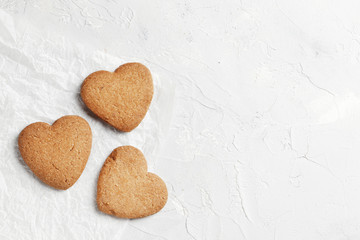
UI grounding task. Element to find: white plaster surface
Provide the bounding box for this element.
[1,0,360,239]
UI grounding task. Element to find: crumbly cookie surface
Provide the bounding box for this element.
[18,115,92,190]
[97,146,168,219]
[81,63,153,132]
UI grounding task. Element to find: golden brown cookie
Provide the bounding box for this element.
[80,63,153,132]
[18,115,92,190]
[97,146,168,219]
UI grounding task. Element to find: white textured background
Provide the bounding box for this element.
[1,0,360,239]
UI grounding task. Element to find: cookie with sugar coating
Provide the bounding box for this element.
[18,115,92,190]
[80,63,153,132]
[97,146,168,219]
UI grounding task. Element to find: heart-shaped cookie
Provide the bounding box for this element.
[97,146,168,219]
[80,63,153,132]
[18,115,92,190]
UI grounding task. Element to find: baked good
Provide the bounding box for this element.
[80,63,153,132]
[97,146,167,218]
[18,115,92,190]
